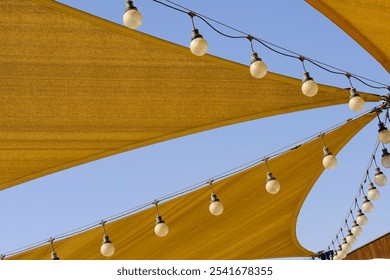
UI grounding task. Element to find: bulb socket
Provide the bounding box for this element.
[51,251,60,260]
[375,167,383,176]
[250,52,262,64]
[155,215,165,225]
[124,0,138,12]
[191,28,203,41]
[102,235,112,245]
[378,122,387,133]
[349,87,359,99]
[323,147,332,157]
[266,172,276,182]
[362,195,370,204]
[368,182,376,192]
[210,193,220,203]
[382,148,390,157]
[302,71,313,83]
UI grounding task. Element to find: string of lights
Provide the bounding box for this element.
[319,109,390,260]
[123,0,389,103]
[0,104,383,259]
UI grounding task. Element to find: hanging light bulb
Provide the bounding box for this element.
[100,221,115,257]
[348,88,365,112]
[190,28,208,56]
[322,147,337,170]
[49,237,60,260]
[264,158,280,194]
[153,201,169,237]
[381,148,390,168]
[378,122,390,144]
[341,238,351,255]
[337,245,346,260]
[346,229,357,245]
[351,220,362,236]
[356,209,368,226]
[362,196,374,213]
[250,52,268,79]
[374,167,387,186]
[301,71,318,97]
[367,182,381,201]
[123,1,143,29]
[208,180,224,216]
[332,251,339,260]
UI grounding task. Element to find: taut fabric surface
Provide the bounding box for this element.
[0,0,380,191]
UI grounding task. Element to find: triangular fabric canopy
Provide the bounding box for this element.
[10,113,375,259]
[0,0,380,191]
[306,0,390,73]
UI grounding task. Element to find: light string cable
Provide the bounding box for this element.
[324,110,388,258]
[1,105,379,259]
[148,0,389,91]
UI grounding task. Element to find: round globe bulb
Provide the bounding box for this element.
[357,211,368,226]
[266,178,280,194]
[381,148,390,168]
[374,170,387,187]
[323,154,337,170]
[190,37,208,56]
[346,233,357,245]
[154,222,169,237]
[362,200,374,213]
[378,129,390,145]
[209,200,224,216]
[368,187,380,201]
[351,223,362,237]
[250,60,268,79]
[123,9,143,29]
[342,243,351,255]
[101,241,115,257]
[302,79,318,97]
[349,96,365,112]
[338,249,346,260]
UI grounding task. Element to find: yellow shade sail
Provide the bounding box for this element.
[10,113,375,260]
[306,0,390,73]
[0,0,380,191]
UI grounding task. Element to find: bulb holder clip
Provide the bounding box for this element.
[266,172,276,182]
[323,147,332,157]
[155,215,165,225]
[302,71,313,83]
[125,0,137,12]
[250,52,262,64]
[191,28,203,41]
[210,193,220,203]
[102,235,112,245]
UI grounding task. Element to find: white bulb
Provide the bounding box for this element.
[190,37,208,56]
[154,222,169,237]
[351,224,362,236]
[362,201,374,213]
[266,179,280,194]
[375,173,387,187]
[333,254,339,260]
[101,242,115,257]
[209,200,224,216]
[338,249,346,259]
[346,233,357,245]
[123,9,143,29]
[349,96,365,112]
[368,188,380,201]
[378,129,390,144]
[357,212,368,226]
[250,60,268,79]
[323,154,337,170]
[342,244,351,255]
[302,79,318,97]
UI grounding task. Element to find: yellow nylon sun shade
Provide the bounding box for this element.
[10,113,375,260]
[0,0,380,191]
[306,0,390,73]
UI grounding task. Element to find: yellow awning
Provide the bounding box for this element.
[0,0,380,191]
[10,113,375,259]
[306,0,390,73]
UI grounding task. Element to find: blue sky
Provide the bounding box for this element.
[0,0,389,258]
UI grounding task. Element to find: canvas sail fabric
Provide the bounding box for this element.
[0,0,380,191]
